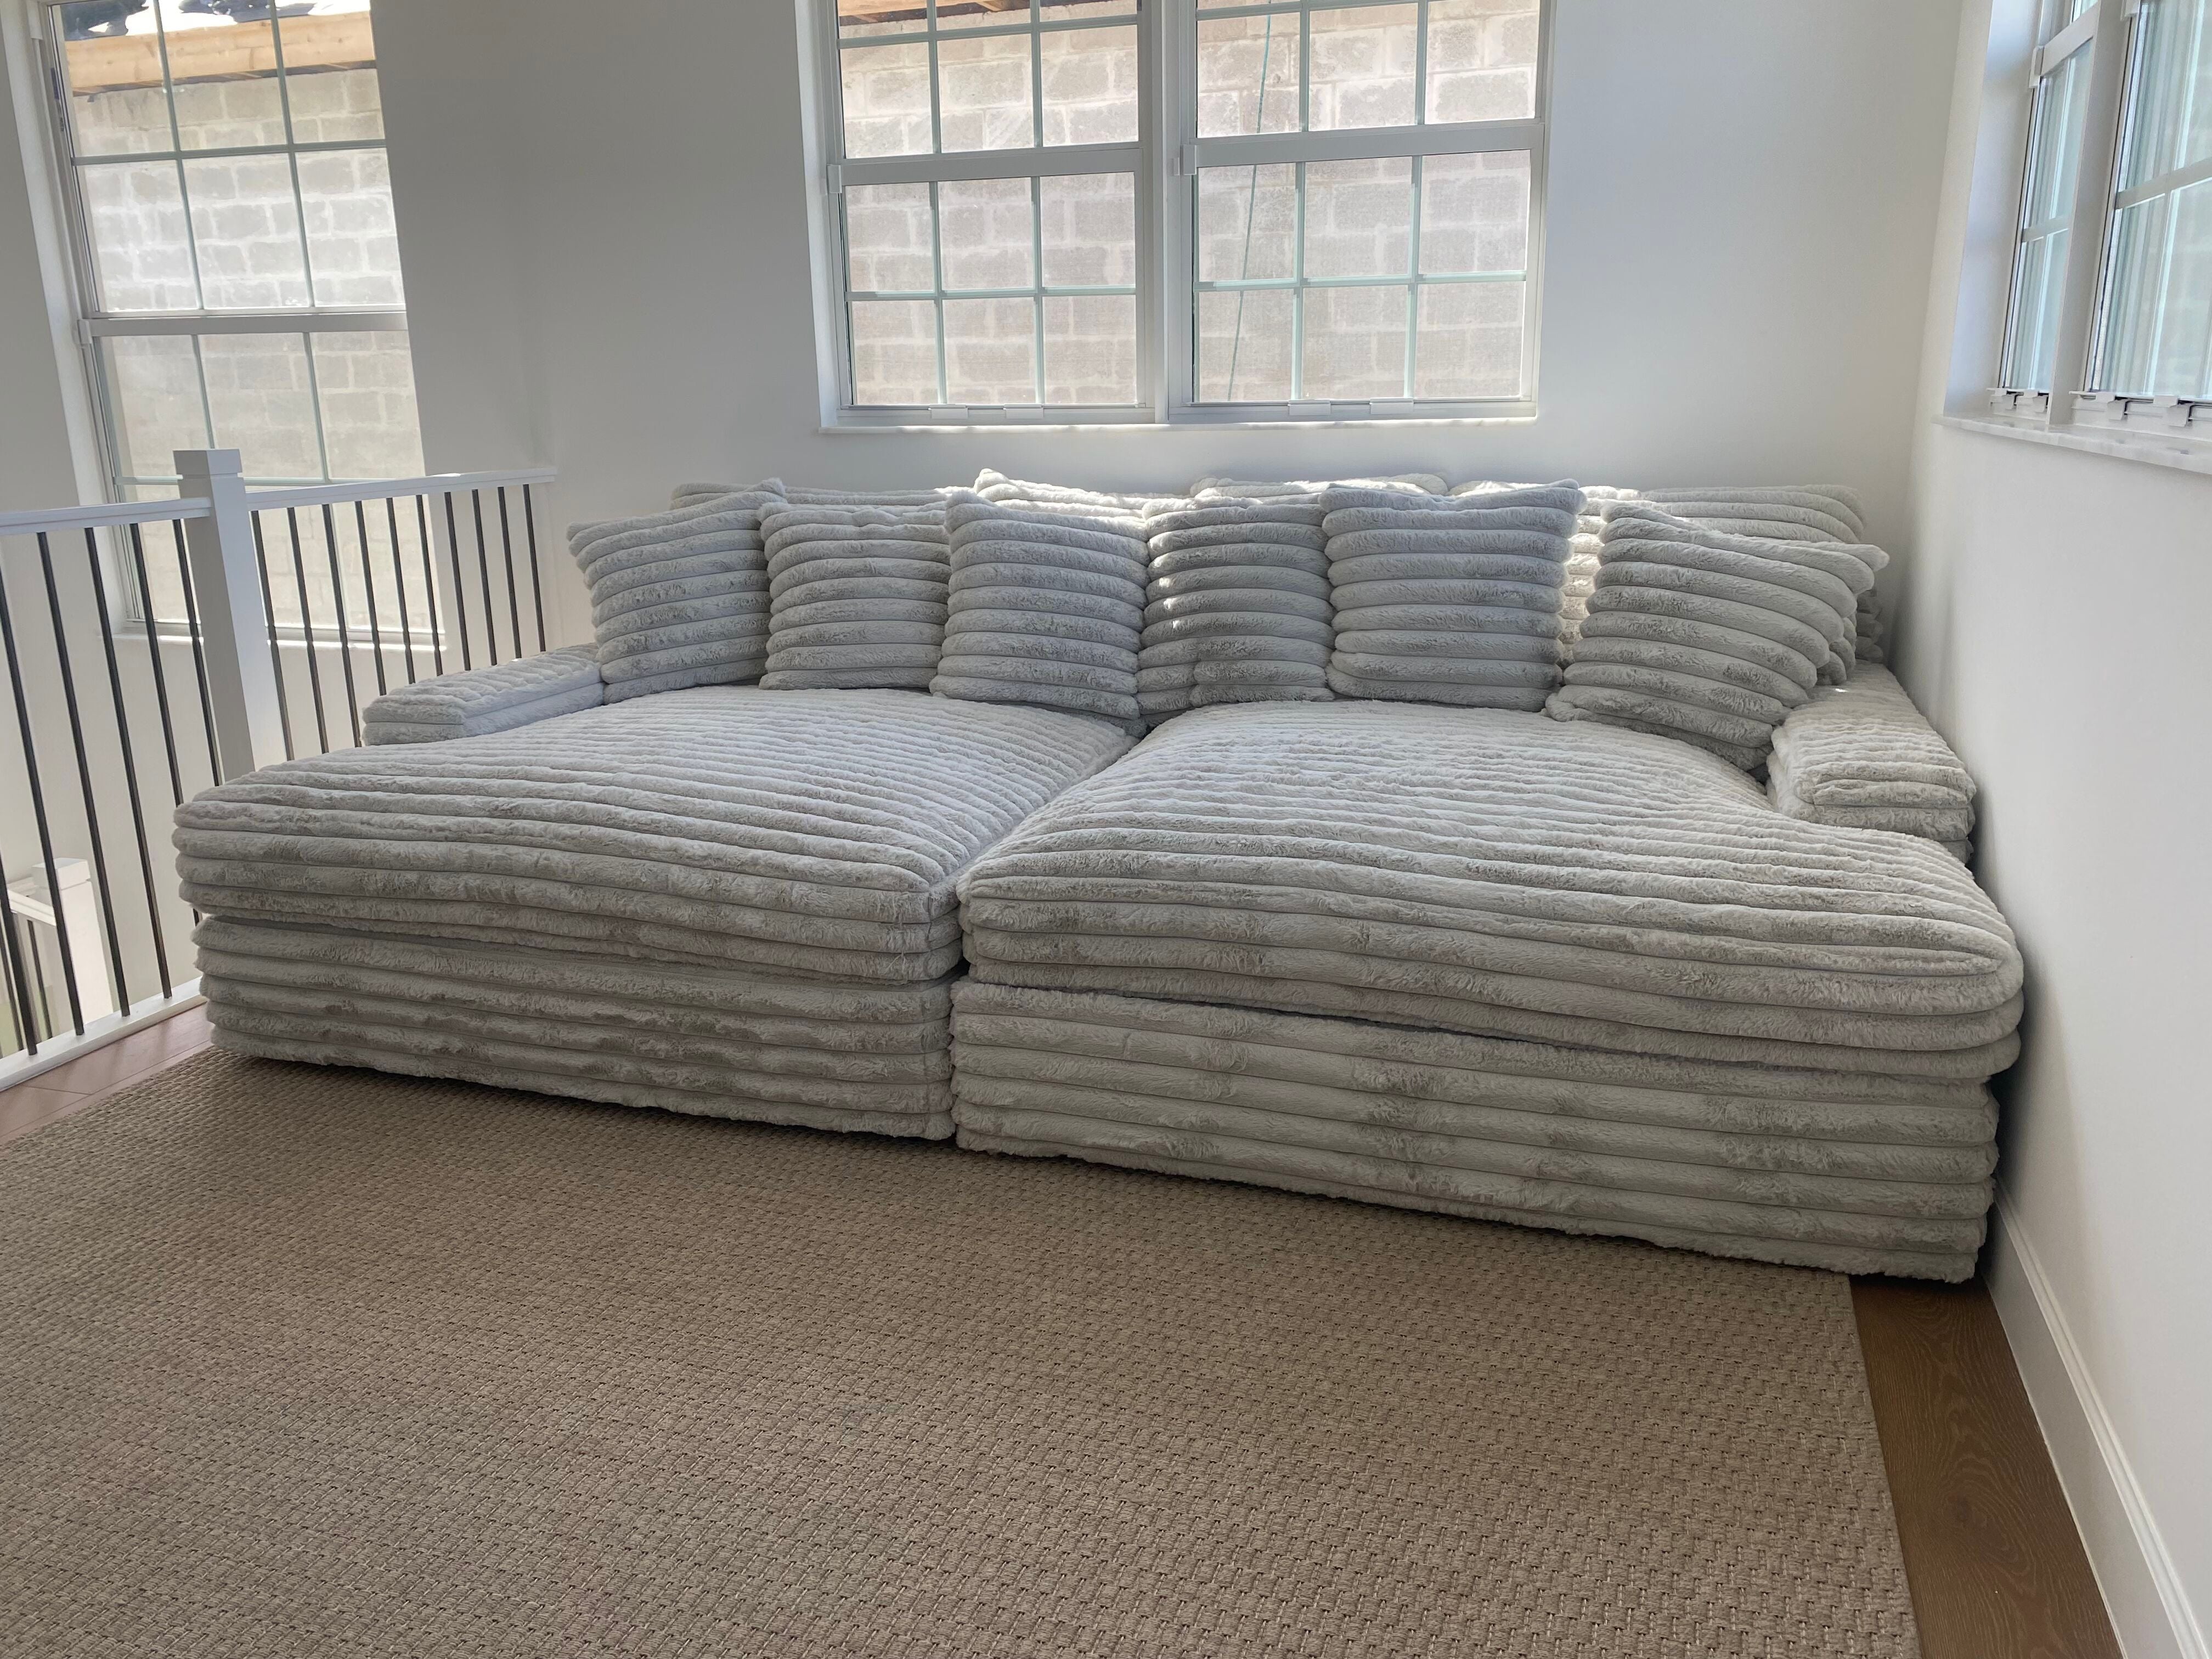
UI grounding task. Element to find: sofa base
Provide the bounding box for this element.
[951,982,1996,1280]
[196,919,955,1137]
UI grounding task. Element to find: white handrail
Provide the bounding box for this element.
[244,469,557,510]
[0,498,215,535]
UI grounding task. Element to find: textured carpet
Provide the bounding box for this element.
[1,1052,1919,1657]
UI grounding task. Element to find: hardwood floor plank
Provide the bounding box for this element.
[0,1084,90,1148]
[1853,1276,2121,1659]
[1,1006,214,1152]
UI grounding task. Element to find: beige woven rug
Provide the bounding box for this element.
[1,1052,1918,1657]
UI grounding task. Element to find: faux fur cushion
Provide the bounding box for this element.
[1769,665,1974,855]
[363,645,605,744]
[972,469,1182,517]
[1454,479,1638,647]
[931,490,1149,727]
[672,479,951,510]
[1321,482,1582,710]
[760,504,949,691]
[569,489,782,701]
[1191,473,1444,500]
[1137,496,1333,719]
[1547,506,1885,769]
[1623,486,1867,545]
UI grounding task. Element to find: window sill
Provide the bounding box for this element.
[1937,411,2212,478]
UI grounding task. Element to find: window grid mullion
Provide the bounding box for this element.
[1291,160,1306,398]
[929,179,950,403]
[1031,175,1047,404]
[927,0,945,156]
[1404,154,1423,397]
[297,332,335,483]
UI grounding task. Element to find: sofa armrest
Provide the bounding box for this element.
[1768,665,1976,852]
[363,644,605,744]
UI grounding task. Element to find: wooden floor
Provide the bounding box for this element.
[3,1010,2122,1659]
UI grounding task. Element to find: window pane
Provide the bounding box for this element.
[1197,13,1300,138]
[312,331,425,479]
[1302,283,1409,398]
[839,0,925,41]
[1419,150,1530,275]
[1040,24,1137,145]
[1425,0,1540,124]
[1043,294,1136,403]
[201,331,323,479]
[2100,182,2212,397]
[81,160,199,311]
[59,13,177,158]
[846,182,936,292]
[1305,157,1413,280]
[276,6,384,144]
[850,298,940,403]
[2004,227,2068,389]
[1198,287,1294,400]
[167,18,288,150]
[939,32,1034,151]
[944,296,1038,402]
[1308,4,1419,132]
[1042,0,1137,18]
[2024,49,2090,228]
[1414,280,1523,398]
[1197,164,1296,283]
[841,41,934,157]
[184,152,310,309]
[938,0,1032,28]
[102,334,207,479]
[1040,172,1135,287]
[298,146,404,307]
[939,177,1035,292]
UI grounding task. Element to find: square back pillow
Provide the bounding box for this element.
[760,504,949,691]
[1138,495,1333,719]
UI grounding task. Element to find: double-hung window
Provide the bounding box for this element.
[811,0,1549,424]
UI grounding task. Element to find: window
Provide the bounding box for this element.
[40,0,425,494]
[1995,0,2211,424]
[812,0,1548,423]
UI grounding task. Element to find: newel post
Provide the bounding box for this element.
[175,449,286,780]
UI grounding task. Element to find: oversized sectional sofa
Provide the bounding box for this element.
[173,472,2016,1281]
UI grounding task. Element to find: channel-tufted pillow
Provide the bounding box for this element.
[672,479,952,510]
[1626,486,1866,544]
[569,488,782,701]
[931,490,1148,727]
[1322,482,1582,710]
[972,469,1181,516]
[1191,472,1445,500]
[1453,478,1637,647]
[760,504,949,691]
[1137,495,1333,719]
[1547,505,1884,769]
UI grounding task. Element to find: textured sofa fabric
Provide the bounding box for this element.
[364,645,605,744]
[1137,496,1333,718]
[973,469,1179,515]
[760,505,949,691]
[571,490,781,700]
[1633,486,1867,544]
[1770,665,1976,856]
[1452,479,1637,648]
[1193,473,1445,499]
[672,480,952,510]
[1323,483,1581,710]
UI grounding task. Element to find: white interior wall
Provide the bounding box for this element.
[1901,5,2211,1655]
[369,0,1965,646]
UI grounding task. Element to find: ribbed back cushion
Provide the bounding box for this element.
[973,469,1181,516]
[1192,473,1444,500]
[1547,505,1884,769]
[1453,479,1637,647]
[670,479,952,510]
[1321,483,1582,710]
[1631,486,1866,544]
[1137,496,1333,719]
[571,489,782,702]
[760,504,949,691]
[932,490,1148,726]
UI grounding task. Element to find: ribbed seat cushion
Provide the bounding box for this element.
[571,490,782,701]
[1137,496,1333,719]
[175,686,1133,983]
[760,505,949,691]
[1323,483,1582,710]
[957,701,2023,1076]
[1769,665,1975,854]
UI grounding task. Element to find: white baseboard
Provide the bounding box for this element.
[1987,1195,2208,1659]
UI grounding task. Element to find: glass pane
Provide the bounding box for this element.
[845,182,936,292]
[166,18,287,150]
[1419,150,1530,275]
[58,8,176,158]
[201,331,323,479]
[2100,182,2212,397]
[841,41,934,157]
[102,333,207,479]
[1197,13,1299,138]
[81,160,199,310]
[839,0,926,41]
[1198,287,1294,400]
[184,152,309,308]
[276,7,383,143]
[2024,49,2090,229]
[1425,0,1540,124]
[1305,156,1413,280]
[1040,171,1135,287]
[944,296,1037,402]
[939,176,1035,291]
[939,32,1034,151]
[1040,24,1137,145]
[2004,228,2068,389]
[1197,163,1296,283]
[1043,293,1136,403]
[2119,0,2212,189]
[1042,0,1136,16]
[1308,4,1418,132]
[312,331,425,479]
[1302,283,1409,398]
[1414,280,1523,398]
[850,298,940,403]
[298,146,404,307]
[938,0,1032,27]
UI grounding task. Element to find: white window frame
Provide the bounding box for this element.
[802,0,1551,428]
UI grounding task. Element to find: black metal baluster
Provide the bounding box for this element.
[285,508,330,755]
[319,504,363,746]
[168,521,225,786]
[126,523,189,803]
[0,838,35,1054]
[443,493,472,671]
[248,513,295,762]
[353,500,388,697]
[386,495,418,684]
[495,487,523,660]
[416,496,443,675]
[522,483,548,653]
[0,549,86,1035]
[82,527,171,998]
[36,533,129,1013]
[471,489,500,666]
